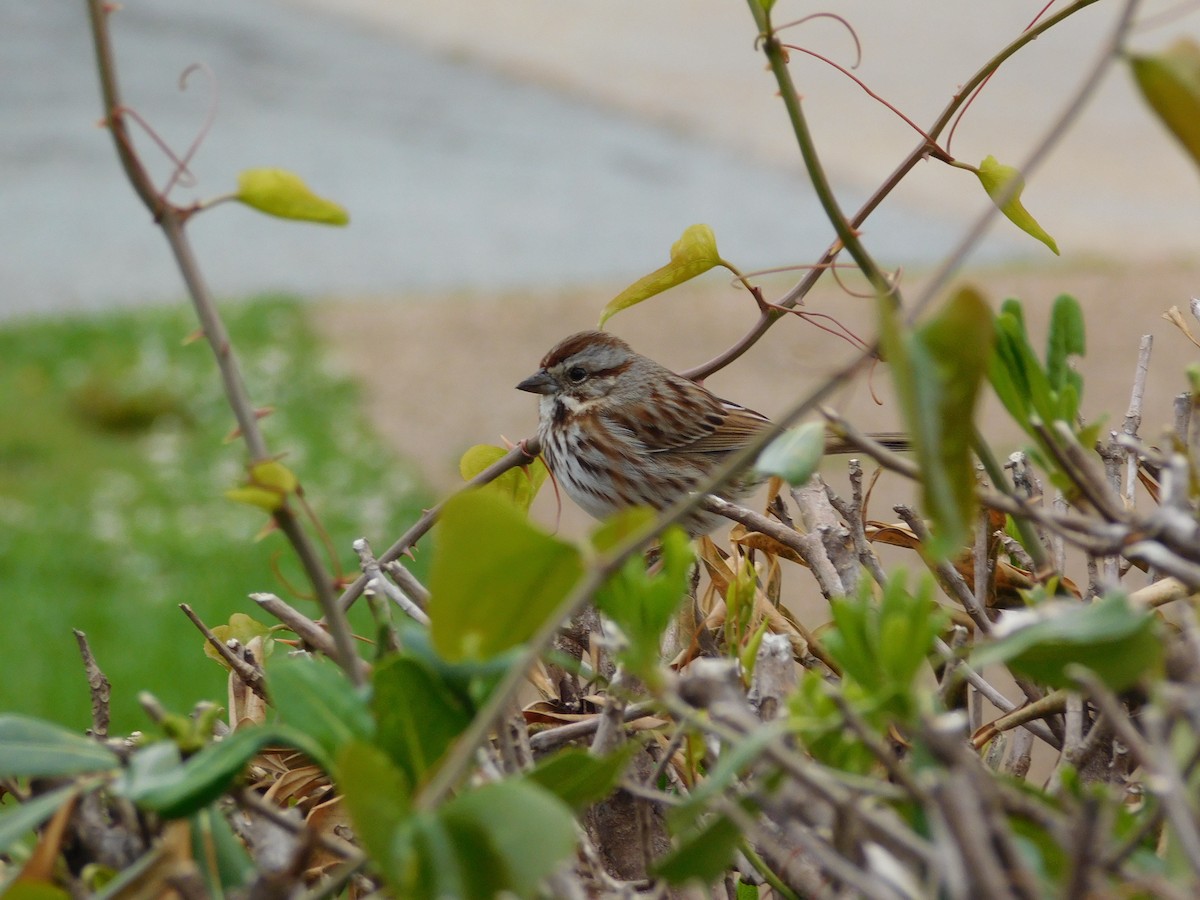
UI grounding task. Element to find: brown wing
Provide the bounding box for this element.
[604,375,771,456]
[665,401,771,454]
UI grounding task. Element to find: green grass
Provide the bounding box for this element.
[0,297,431,733]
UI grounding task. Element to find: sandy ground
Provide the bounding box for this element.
[316,259,1200,539]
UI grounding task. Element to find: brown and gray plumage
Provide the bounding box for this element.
[517,330,903,535]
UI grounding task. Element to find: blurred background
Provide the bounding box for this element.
[1,0,1198,728]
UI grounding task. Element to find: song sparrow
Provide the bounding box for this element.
[516,330,782,536]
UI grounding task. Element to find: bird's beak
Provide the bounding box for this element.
[516,370,555,395]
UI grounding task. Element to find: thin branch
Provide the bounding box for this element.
[179,603,267,700]
[336,440,541,611]
[84,0,359,680]
[72,630,111,739]
[353,538,430,627]
[683,0,1106,382]
[251,592,340,661]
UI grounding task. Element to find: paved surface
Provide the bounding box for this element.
[316,0,1200,259]
[1,0,1034,319]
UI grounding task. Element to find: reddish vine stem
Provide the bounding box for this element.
[683,0,1104,382]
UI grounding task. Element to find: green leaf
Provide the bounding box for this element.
[1045,294,1085,420]
[975,156,1059,255]
[458,444,548,512]
[191,805,255,893]
[391,621,512,711]
[429,491,583,662]
[118,727,298,819]
[822,573,944,721]
[526,746,636,811]
[882,287,993,557]
[235,168,350,225]
[0,783,81,854]
[971,593,1162,691]
[0,716,120,777]
[337,740,412,884]
[266,655,373,770]
[372,655,472,786]
[754,422,826,486]
[669,724,783,823]
[790,670,876,773]
[593,510,693,677]
[914,286,994,556]
[438,780,577,898]
[2,884,72,900]
[654,813,743,885]
[989,300,1041,425]
[1130,39,1200,171]
[598,224,728,327]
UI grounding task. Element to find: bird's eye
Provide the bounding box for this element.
[567,365,587,383]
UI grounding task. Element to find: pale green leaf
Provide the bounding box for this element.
[526,745,638,812]
[912,286,995,556]
[598,224,726,327]
[439,780,577,897]
[118,727,299,819]
[754,421,826,485]
[654,814,742,886]
[0,784,81,854]
[429,491,582,661]
[337,740,412,884]
[975,156,1059,255]
[203,613,272,668]
[593,509,693,676]
[372,655,472,785]
[882,287,994,557]
[235,168,350,225]
[223,485,282,512]
[0,716,120,777]
[971,593,1161,691]
[265,655,373,769]
[1130,39,1200,171]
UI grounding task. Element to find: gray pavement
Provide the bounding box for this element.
[2,0,1019,319]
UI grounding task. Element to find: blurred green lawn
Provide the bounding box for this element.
[0,297,430,733]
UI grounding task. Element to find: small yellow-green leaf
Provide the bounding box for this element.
[458,444,548,512]
[975,156,1059,255]
[224,486,283,512]
[225,460,299,512]
[249,459,298,494]
[598,224,727,327]
[236,168,350,225]
[1130,39,1200,171]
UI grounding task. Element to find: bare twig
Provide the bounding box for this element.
[352,538,430,627]
[895,505,991,633]
[251,592,340,661]
[528,701,658,753]
[73,630,111,739]
[336,440,540,612]
[1122,335,1153,510]
[1073,667,1200,878]
[704,495,844,598]
[179,603,267,700]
